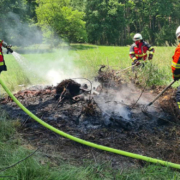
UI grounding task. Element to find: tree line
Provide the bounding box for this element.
[0,0,179,46]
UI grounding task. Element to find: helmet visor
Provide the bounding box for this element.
[177,32,180,38]
[133,37,141,41]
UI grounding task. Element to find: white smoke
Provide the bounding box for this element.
[3,12,84,86]
[2,12,43,47]
[94,83,156,120]
[12,49,82,86]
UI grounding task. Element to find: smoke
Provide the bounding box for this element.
[94,91,131,120]
[1,12,42,47]
[94,83,156,120]
[38,50,82,86]
[12,49,82,86]
[1,12,83,86]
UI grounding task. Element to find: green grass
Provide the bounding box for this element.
[0,44,176,94]
[0,114,180,179]
[71,45,175,86]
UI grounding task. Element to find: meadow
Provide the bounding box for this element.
[0,44,177,94]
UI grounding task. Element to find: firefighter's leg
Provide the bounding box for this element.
[175,86,180,110]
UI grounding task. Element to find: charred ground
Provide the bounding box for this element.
[1,66,180,169]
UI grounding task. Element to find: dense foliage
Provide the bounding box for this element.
[36,0,87,44]
[0,0,180,45]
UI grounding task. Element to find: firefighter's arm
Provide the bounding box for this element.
[0,39,11,49]
[2,41,8,48]
[129,45,138,64]
[148,46,155,60]
[171,48,180,81]
[0,39,7,48]
[0,40,13,54]
[144,42,154,60]
[0,39,3,47]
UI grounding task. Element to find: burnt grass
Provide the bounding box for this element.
[1,69,180,169]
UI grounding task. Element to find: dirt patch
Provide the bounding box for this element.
[1,67,180,169]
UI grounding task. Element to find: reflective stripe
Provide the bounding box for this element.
[177,102,180,109]
[0,52,2,55]
[149,47,153,50]
[135,53,147,57]
[172,62,180,69]
[0,62,4,66]
[129,52,135,54]
[149,52,154,54]
[173,74,180,77]
[132,57,137,61]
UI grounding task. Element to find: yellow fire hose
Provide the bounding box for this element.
[0,78,180,169]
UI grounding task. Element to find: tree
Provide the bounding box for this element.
[26,0,38,21]
[36,0,87,44]
[85,0,126,45]
[0,0,27,43]
[127,0,178,45]
[70,0,86,12]
[0,0,42,46]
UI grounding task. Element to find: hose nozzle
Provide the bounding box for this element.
[6,47,13,54]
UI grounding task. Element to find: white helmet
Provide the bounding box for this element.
[176,26,180,38]
[133,33,143,41]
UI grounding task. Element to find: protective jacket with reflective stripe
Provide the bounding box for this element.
[171,43,180,79]
[0,39,7,73]
[129,41,154,62]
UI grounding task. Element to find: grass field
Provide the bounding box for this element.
[0,44,177,94]
[1,44,180,179]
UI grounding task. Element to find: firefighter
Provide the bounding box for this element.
[172,26,180,109]
[129,33,155,67]
[0,39,12,74]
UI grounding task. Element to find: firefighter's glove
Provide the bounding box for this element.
[133,59,140,66]
[6,44,13,54]
[174,76,180,81]
[148,54,153,60]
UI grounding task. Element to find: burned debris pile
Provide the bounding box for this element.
[0,65,177,132]
[158,88,180,121]
[55,79,81,100]
[55,79,97,117]
[96,65,125,89]
[55,79,93,104]
[1,66,180,166]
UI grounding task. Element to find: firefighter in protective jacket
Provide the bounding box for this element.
[172,26,180,109]
[129,33,155,66]
[0,39,12,73]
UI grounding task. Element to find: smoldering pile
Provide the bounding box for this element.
[0,65,174,133]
